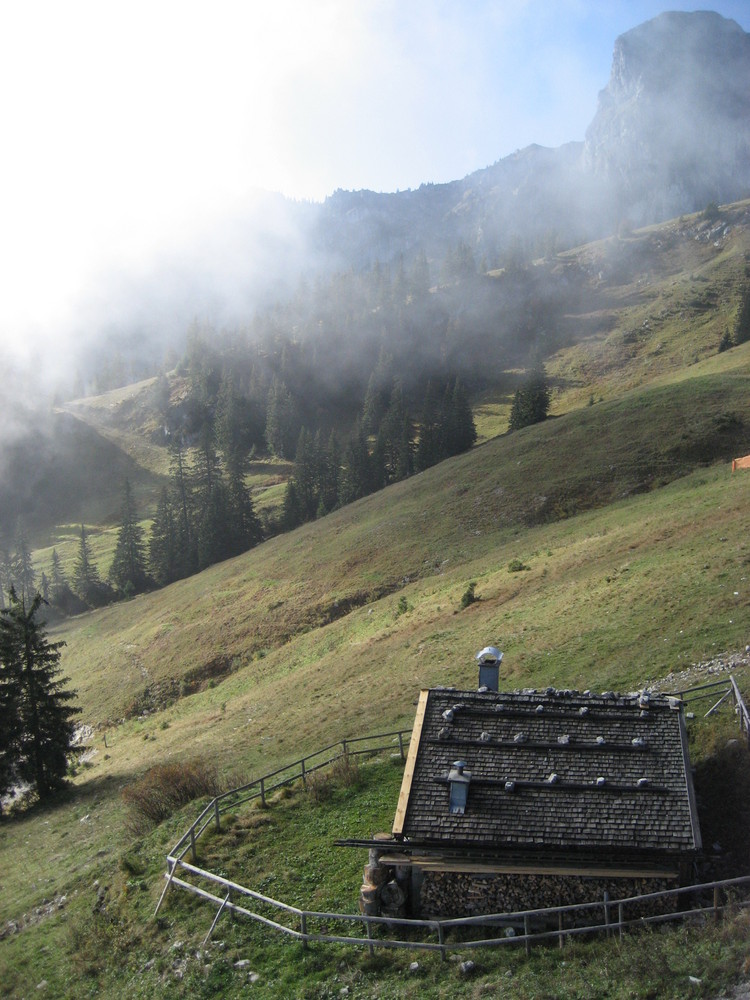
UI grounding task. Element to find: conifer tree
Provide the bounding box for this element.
[338,423,373,505]
[13,529,36,608]
[446,377,477,455]
[415,379,444,471]
[0,590,80,802]
[168,435,197,579]
[377,381,413,483]
[508,361,550,431]
[49,549,67,602]
[109,479,150,596]
[72,524,104,606]
[149,487,179,587]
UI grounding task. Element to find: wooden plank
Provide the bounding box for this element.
[404,856,678,879]
[392,690,429,836]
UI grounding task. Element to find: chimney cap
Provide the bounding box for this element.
[476,646,503,664]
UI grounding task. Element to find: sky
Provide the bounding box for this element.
[1,0,749,359]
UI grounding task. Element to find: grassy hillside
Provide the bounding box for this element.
[2,208,750,998]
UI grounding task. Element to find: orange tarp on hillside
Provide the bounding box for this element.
[731,455,750,472]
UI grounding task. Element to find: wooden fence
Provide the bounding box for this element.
[156,677,750,956]
[159,729,411,880]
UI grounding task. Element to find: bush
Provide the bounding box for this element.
[122,758,219,833]
[508,558,529,573]
[460,582,478,609]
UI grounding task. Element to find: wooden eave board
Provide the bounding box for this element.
[392,689,429,836]
[384,854,678,879]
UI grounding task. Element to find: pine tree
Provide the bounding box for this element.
[446,377,477,455]
[415,380,444,472]
[508,361,550,431]
[225,467,262,554]
[0,590,80,802]
[377,381,413,484]
[149,487,179,587]
[265,377,298,458]
[168,435,197,578]
[338,423,372,506]
[48,549,84,617]
[109,479,150,596]
[49,549,67,602]
[13,530,36,608]
[316,430,341,516]
[72,525,105,606]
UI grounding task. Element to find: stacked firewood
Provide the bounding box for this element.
[419,871,676,922]
[359,834,408,918]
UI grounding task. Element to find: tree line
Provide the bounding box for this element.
[283,374,477,529]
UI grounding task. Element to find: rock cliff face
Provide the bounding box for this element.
[314,12,750,267]
[583,11,750,224]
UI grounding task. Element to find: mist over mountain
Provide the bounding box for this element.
[4,11,750,413]
[315,11,750,270]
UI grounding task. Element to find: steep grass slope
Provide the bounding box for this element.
[1,208,750,999]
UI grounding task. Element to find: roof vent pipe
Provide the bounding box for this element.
[448,760,472,815]
[476,646,503,692]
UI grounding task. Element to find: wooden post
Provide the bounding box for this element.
[524,914,531,957]
[397,732,404,760]
[714,885,721,923]
[260,777,266,807]
[604,891,611,938]
[300,912,308,950]
[190,826,197,863]
[301,758,307,789]
[154,860,176,917]
[558,911,564,950]
[365,917,374,957]
[618,902,624,943]
[342,739,348,760]
[436,922,446,962]
[214,799,221,831]
[203,891,231,945]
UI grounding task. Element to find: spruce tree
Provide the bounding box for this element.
[109,479,149,596]
[13,529,36,608]
[168,435,197,578]
[72,524,105,606]
[0,590,80,802]
[149,487,179,586]
[508,361,550,431]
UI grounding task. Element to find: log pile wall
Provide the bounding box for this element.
[419,871,677,921]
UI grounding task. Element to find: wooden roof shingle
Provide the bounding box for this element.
[393,688,701,856]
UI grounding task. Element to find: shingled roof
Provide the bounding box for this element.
[393,687,701,859]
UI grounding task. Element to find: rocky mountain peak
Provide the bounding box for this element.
[583,11,750,223]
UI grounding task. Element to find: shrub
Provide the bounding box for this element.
[508,558,529,573]
[122,758,219,833]
[460,582,478,609]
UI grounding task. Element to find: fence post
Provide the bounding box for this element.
[714,885,721,923]
[214,798,221,831]
[397,732,404,760]
[300,912,308,950]
[618,902,624,943]
[366,917,374,957]
[342,739,348,760]
[604,891,610,938]
[524,914,531,957]
[558,911,564,950]
[301,758,307,789]
[436,921,446,962]
[260,777,266,807]
[190,826,197,863]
